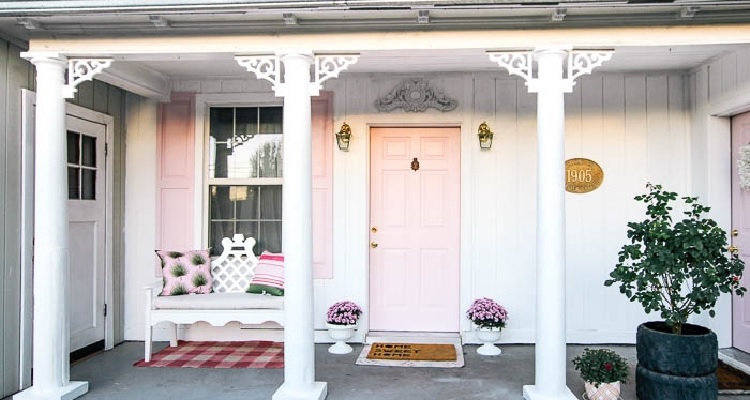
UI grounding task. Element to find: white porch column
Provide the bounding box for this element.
[14,54,88,400]
[489,47,612,400]
[236,51,357,400]
[276,51,326,400]
[528,48,571,400]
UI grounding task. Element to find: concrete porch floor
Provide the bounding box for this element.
[56,341,750,400]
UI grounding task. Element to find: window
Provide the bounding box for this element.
[67,130,97,200]
[207,106,283,256]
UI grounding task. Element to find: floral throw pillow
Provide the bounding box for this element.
[246,252,285,296]
[155,250,212,296]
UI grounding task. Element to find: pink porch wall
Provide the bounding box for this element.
[155,92,195,262]
[312,92,333,279]
[154,91,334,278]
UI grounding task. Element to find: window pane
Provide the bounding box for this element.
[67,131,79,165]
[68,167,80,200]
[258,222,282,253]
[235,107,258,141]
[257,139,283,178]
[81,135,96,167]
[209,108,234,179]
[209,186,235,220]
[259,107,283,135]
[235,186,259,220]
[81,169,95,200]
[259,186,283,219]
[209,221,233,257]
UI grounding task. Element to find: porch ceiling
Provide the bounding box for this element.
[122,44,748,79]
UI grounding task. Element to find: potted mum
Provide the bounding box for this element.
[466,297,508,356]
[326,300,363,354]
[604,183,746,400]
[572,348,629,400]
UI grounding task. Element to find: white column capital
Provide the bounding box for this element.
[22,52,67,67]
[487,47,612,93]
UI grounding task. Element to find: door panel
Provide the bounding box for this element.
[66,115,106,352]
[732,111,750,354]
[370,127,460,332]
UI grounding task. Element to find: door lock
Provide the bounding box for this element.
[370,241,378,248]
[732,229,739,237]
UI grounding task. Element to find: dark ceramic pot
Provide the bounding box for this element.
[635,321,718,400]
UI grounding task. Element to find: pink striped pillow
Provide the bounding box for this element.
[246,252,284,296]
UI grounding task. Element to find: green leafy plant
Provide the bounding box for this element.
[604,183,746,334]
[572,348,629,386]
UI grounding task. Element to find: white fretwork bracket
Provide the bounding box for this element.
[237,53,358,97]
[64,59,112,98]
[236,55,282,94]
[488,49,613,93]
[314,54,359,90]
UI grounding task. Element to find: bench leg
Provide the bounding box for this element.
[169,323,178,347]
[145,323,153,363]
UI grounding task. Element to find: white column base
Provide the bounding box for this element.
[13,381,88,400]
[523,385,577,400]
[272,381,327,400]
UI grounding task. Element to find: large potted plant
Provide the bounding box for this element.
[604,183,746,400]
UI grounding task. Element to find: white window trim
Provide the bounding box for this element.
[193,92,283,249]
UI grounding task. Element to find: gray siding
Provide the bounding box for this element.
[0,39,33,398]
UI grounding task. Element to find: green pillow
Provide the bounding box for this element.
[246,284,284,296]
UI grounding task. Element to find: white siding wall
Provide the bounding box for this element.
[688,47,750,347]
[126,70,694,344]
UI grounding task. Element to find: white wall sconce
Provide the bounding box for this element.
[478,121,494,150]
[336,122,352,151]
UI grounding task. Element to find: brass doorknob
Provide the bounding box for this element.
[729,245,739,254]
[370,241,378,248]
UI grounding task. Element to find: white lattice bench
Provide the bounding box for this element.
[144,234,284,362]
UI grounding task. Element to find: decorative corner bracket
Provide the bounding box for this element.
[567,51,613,83]
[488,49,613,93]
[314,54,359,90]
[236,55,282,94]
[64,59,112,98]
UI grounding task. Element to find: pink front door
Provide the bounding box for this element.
[732,112,750,354]
[369,127,460,332]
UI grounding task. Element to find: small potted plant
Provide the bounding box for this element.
[572,348,629,400]
[465,297,508,356]
[326,300,363,354]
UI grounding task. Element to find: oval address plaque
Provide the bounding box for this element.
[565,158,603,193]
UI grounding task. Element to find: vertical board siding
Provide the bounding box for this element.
[311,92,334,279]
[170,72,690,342]
[156,93,195,253]
[1,41,32,398]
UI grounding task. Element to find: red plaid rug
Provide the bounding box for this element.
[134,340,284,369]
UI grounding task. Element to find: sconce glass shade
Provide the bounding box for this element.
[336,122,352,151]
[477,121,494,150]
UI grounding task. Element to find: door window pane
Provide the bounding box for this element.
[68,167,80,200]
[67,131,79,165]
[81,169,96,200]
[81,135,96,167]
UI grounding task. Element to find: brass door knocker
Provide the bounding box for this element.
[411,157,420,171]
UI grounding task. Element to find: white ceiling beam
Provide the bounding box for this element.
[95,62,170,100]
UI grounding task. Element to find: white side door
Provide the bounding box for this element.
[66,115,107,352]
[732,111,750,354]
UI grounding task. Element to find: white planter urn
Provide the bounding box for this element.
[584,381,621,400]
[475,326,502,356]
[327,323,357,354]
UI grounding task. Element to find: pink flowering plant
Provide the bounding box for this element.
[572,348,629,387]
[326,301,363,326]
[466,297,508,329]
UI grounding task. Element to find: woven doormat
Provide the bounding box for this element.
[134,340,283,369]
[355,342,464,368]
[718,360,750,394]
